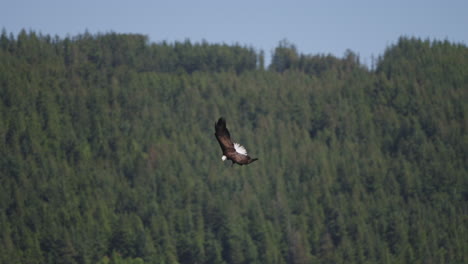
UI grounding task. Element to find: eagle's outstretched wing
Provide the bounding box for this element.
[215,118,235,153]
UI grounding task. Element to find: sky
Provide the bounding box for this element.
[2,0,467,66]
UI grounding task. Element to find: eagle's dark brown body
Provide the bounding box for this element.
[215,118,258,166]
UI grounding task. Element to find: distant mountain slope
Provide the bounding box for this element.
[1,31,467,264]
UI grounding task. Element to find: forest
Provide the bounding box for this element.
[0,29,467,264]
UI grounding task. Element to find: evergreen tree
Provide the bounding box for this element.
[0,31,466,264]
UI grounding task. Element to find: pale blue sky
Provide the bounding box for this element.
[2,0,467,66]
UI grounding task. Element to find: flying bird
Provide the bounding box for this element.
[215,117,258,166]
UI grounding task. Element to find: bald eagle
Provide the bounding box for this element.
[215,117,258,166]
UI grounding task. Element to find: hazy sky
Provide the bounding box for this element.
[2,0,467,66]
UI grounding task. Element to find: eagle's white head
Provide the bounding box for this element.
[222,155,227,161]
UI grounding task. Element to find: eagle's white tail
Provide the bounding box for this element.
[234,143,247,155]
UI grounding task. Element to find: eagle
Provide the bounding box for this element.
[215,117,258,166]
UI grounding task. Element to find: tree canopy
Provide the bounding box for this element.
[1,30,467,264]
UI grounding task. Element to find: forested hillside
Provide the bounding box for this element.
[0,30,467,264]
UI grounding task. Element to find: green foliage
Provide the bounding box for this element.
[1,31,467,264]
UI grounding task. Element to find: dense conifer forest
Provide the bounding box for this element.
[0,29,467,264]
